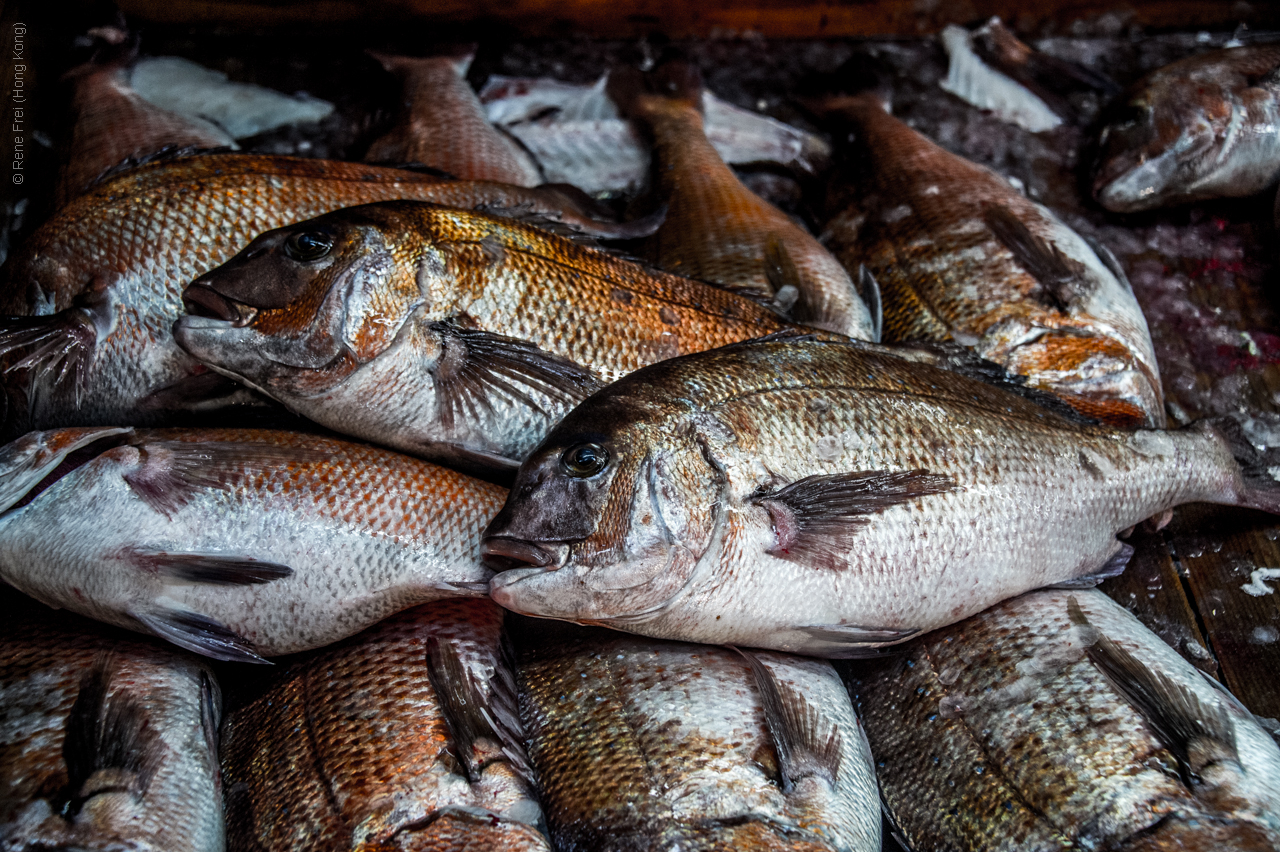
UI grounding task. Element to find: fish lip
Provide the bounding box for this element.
[480,536,561,572]
[183,282,259,328]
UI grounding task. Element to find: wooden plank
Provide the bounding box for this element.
[1164,503,1280,720]
[1098,523,1219,678]
[115,0,1280,38]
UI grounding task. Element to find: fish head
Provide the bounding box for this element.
[1092,75,1230,212]
[174,202,451,399]
[484,388,722,625]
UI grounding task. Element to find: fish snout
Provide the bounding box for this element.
[480,536,567,573]
[183,282,259,328]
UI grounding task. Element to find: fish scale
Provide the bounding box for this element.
[0,154,651,433]
[820,94,1163,428]
[485,338,1280,656]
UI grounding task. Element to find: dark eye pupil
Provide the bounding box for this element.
[285,231,333,261]
[562,443,607,477]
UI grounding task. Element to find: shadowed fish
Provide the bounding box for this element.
[516,621,880,851]
[847,588,1280,851]
[483,337,1280,656]
[56,30,233,208]
[0,153,659,435]
[365,49,543,186]
[222,599,549,851]
[819,93,1164,427]
[0,593,224,851]
[608,61,876,341]
[0,427,505,661]
[1095,45,1280,212]
[174,201,813,469]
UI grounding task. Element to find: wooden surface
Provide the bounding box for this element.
[115,0,1280,38]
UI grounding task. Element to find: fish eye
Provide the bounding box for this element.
[561,443,609,478]
[284,231,333,262]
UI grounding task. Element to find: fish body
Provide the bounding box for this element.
[0,153,653,433]
[174,201,808,468]
[0,594,224,852]
[848,588,1280,851]
[479,73,831,195]
[483,337,1280,656]
[0,427,505,661]
[365,51,543,186]
[222,599,549,851]
[821,94,1163,428]
[517,624,879,851]
[1094,45,1280,212]
[58,43,233,208]
[609,63,875,341]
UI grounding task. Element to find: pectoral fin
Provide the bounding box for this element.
[737,648,842,792]
[754,469,955,568]
[133,606,269,664]
[983,204,1086,313]
[1068,596,1239,785]
[431,322,602,431]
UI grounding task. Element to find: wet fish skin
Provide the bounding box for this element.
[516,622,879,851]
[1094,45,1280,213]
[365,50,543,187]
[57,37,233,208]
[609,62,875,341]
[820,93,1164,428]
[0,594,224,852]
[847,588,1280,851]
[222,599,549,852]
[0,153,654,434]
[0,427,505,661]
[483,337,1280,656]
[174,200,809,468]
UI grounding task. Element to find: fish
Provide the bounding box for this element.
[846,588,1280,851]
[0,426,506,662]
[56,32,233,208]
[0,153,660,433]
[479,73,831,196]
[173,200,813,469]
[818,93,1164,428]
[221,599,549,851]
[607,61,876,341]
[364,49,543,186]
[0,590,224,852]
[515,620,880,851]
[1094,44,1280,213]
[482,335,1280,657]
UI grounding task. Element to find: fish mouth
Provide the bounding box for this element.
[183,282,259,327]
[480,537,562,572]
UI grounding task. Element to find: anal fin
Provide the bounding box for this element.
[133,606,269,664]
[736,648,843,792]
[796,624,922,658]
[1047,541,1133,589]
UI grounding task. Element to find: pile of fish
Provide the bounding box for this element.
[2,17,1279,852]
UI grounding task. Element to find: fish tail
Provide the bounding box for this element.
[606,59,704,119]
[1201,415,1280,514]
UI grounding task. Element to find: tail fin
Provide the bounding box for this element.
[1204,415,1280,514]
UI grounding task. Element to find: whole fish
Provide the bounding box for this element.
[0,593,223,852]
[1094,45,1280,212]
[222,599,549,851]
[608,61,876,341]
[57,35,233,208]
[516,622,880,851]
[847,588,1280,851]
[0,153,657,433]
[0,426,505,661]
[174,200,811,469]
[483,337,1280,657]
[365,50,543,186]
[479,73,831,195]
[819,93,1164,428]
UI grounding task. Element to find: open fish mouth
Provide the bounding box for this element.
[182,283,259,327]
[481,536,559,572]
